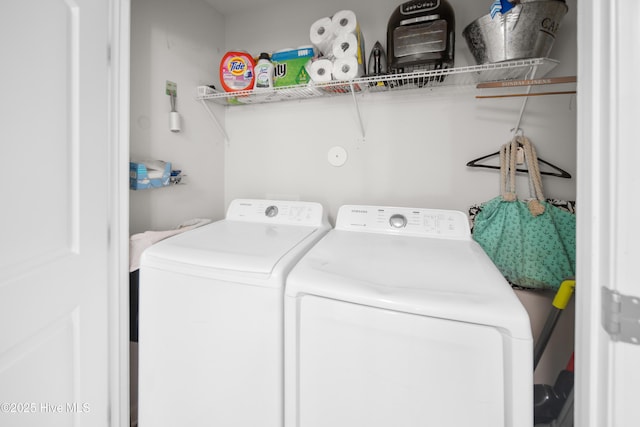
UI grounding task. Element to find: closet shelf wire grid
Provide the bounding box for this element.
[197,58,558,106]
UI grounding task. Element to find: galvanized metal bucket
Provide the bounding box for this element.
[463,0,568,64]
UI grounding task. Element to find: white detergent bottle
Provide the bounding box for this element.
[253,52,275,90]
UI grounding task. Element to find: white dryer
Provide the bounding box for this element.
[284,205,533,427]
[138,199,330,427]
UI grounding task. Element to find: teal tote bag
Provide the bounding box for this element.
[472,137,576,291]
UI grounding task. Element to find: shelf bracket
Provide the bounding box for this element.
[200,99,230,143]
[349,82,366,140]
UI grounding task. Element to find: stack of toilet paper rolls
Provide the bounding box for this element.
[308,10,366,82]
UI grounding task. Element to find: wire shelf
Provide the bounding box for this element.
[197,58,558,107]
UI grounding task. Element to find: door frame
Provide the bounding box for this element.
[111,0,634,425]
[575,0,605,424]
[109,0,130,426]
[576,0,638,426]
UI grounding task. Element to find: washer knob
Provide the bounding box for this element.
[265,205,279,218]
[389,214,407,228]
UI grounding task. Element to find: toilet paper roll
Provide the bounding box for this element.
[309,17,335,56]
[169,111,181,132]
[332,32,359,59]
[307,58,333,83]
[332,56,362,80]
[331,10,358,36]
[329,10,366,73]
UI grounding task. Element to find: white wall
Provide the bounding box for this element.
[129,0,227,235]
[222,0,577,221]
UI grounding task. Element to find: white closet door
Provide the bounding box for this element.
[577,1,640,426]
[0,0,117,426]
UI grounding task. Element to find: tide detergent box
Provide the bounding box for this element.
[271,47,314,87]
[219,51,256,92]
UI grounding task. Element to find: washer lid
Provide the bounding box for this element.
[286,229,532,340]
[142,220,323,276]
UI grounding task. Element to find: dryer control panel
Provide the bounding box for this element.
[226,199,329,227]
[335,205,470,239]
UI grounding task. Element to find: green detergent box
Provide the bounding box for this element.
[271,47,314,87]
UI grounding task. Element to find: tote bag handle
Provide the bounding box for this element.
[501,136,547,216]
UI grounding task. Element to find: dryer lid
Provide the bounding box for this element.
[142,220,323,276]
[286,229,532,340]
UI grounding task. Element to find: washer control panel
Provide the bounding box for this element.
[335,205,470,239]
[226,199,328,227]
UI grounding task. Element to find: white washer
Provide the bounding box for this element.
[285,205,533,427]
[138,199,330,427]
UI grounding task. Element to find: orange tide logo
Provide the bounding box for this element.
[227,57,248,75]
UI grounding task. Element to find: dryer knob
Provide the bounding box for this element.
[265,205,279,218]
[389,214,407,228]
